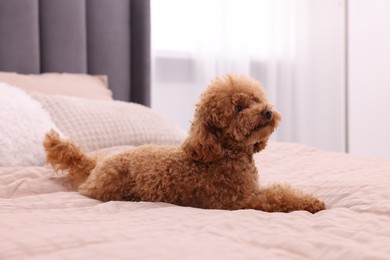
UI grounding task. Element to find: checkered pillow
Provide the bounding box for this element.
[32,93,187,151]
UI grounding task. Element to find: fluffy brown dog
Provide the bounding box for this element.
[44,74,325,213]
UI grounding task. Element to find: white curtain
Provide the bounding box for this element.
[151,0,346,152]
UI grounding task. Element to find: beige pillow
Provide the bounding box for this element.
[0,71,112,100]
[32,93,187,151]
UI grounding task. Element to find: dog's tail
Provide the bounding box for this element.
[43,130,96,189]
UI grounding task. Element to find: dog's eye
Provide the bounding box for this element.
[235,105,244,113]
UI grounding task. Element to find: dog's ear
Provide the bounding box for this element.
[182,120,223,163]
[253,139,268,153]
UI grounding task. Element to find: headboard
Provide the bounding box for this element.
[0,0,150,105]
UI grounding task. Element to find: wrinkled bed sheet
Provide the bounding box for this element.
[1,143,390,259]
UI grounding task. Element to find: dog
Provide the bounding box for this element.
[44,74,325,213]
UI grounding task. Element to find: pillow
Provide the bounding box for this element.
[0,71,112,100]
[0,83,63,166]
[32,93,187,151]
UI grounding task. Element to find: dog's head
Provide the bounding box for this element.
[182,74,281,162]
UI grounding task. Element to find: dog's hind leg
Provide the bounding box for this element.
[78,158,136,202]
[43,130,96,189]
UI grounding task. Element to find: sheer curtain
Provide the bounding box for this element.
[151,0,346,152]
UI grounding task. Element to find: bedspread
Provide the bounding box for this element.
[1,143,390,259]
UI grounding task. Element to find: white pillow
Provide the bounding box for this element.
[0,83,62,166]
[32,93,187,151]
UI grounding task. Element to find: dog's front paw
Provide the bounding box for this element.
[304,198,325,214]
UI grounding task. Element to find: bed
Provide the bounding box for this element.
[1,1,390,259]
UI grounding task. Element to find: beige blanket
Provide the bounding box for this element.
[1,142,390,259]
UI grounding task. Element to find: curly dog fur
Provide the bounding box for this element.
[44,74,325,213]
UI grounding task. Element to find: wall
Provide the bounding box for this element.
[348,0,390,157]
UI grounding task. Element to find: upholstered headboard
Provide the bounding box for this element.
[0,0,150,105]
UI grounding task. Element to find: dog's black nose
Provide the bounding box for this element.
[262,110,272,120]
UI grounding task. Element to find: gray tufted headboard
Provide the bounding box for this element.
[0,0,150,105]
